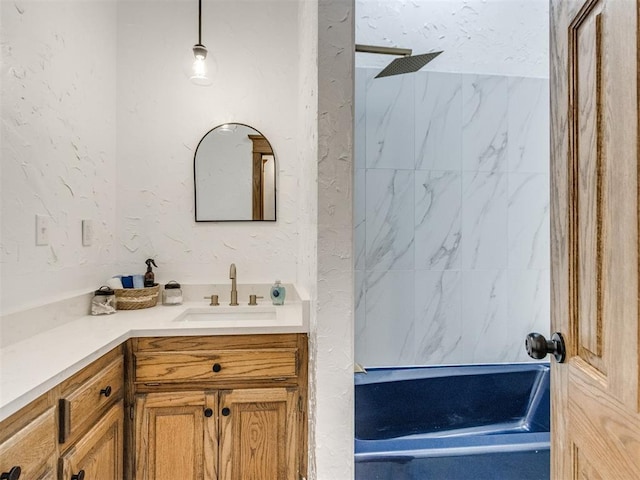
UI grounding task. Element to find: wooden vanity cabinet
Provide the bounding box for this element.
[131,334,308,480]
[0,345,124,480]
[1,333,308,480]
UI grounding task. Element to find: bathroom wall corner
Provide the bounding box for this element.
[316,0,355,478]
[296,0,319,476]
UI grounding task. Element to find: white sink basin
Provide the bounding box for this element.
[174,306,277,322]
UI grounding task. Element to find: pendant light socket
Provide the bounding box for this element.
[193,44,208,59]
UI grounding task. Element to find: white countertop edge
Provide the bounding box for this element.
[0,302,308,422]
[0,333,130,422]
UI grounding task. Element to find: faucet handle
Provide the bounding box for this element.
[204,294,219,306]
[248,295,264,306]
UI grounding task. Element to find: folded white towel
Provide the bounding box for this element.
[107,277,124,290]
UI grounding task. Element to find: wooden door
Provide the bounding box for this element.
[134,391,217,480]
[550,0,640,478]
[60,401,123,480]
[219,388,298,480]
[248,134,273,220]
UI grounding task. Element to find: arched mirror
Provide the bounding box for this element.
[194,123,277,221]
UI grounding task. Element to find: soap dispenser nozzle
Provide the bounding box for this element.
[145,258,158,269]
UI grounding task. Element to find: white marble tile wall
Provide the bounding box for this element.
[365,73,414,170]
[355,68,550,366]
[365,169,414,272]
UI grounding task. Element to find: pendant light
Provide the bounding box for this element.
[190,0,212,86]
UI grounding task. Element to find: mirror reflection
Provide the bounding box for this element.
[194,123,276,221]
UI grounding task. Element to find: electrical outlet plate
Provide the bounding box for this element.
[36,215,49,246]
[82,219,93,246]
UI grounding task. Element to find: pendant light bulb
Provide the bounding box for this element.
[190,44,211,86]
[189,0,212,86]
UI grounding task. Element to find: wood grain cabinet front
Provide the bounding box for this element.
[0,334,307,480]
[0,345,124,480]
[132,335,302,387]
[59,356,124,445]
[131,334,308,480]
[134,391,218,480]
[0,407,56,480]
[135,349,298,384]
[59,401,124,480]
[219,388,299,480]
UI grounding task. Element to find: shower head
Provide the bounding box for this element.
[355,44,443,78]
[375,51,442,78]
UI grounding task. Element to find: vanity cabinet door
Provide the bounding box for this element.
[134,391,217,480]
[219,388,299,480]
[59,401,123,480]
[0,407,56,480]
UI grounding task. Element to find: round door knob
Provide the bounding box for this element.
[0,466,21,480]
[204,408,213,417]
[100,386,112,398]
[212,363,222,373]
[221,407,231,416]
[71,470,85,480]
[525,332,566,363]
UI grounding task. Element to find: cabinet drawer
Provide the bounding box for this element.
[135,349,298,383]
[59,356,124,444]
[0,407,56,478]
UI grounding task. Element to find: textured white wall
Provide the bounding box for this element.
[296,0,319,476]
[1,1,118,313]
[1,1,312,315]
[356,0,549,78]
[115,0,304,285]
[316,0,355,478]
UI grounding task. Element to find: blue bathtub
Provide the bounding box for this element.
[355,363,550,480]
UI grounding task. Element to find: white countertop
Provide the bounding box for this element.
[0,300,308,422]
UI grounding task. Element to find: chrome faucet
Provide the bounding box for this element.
[229,263,239,306]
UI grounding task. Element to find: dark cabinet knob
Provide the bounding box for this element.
[204,408,213,417]
[100,386,112,398]
[221,407,231,416]
[0,466,21,480]
[71,471,85,480]
[525,332,566,363]
[212,363,222,373]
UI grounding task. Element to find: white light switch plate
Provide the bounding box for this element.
[82,219,93,246]
[36,215,49,246]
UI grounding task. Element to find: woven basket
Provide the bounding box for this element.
[114,284,160,310]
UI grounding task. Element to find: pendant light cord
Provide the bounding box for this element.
[198,0,202,45]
